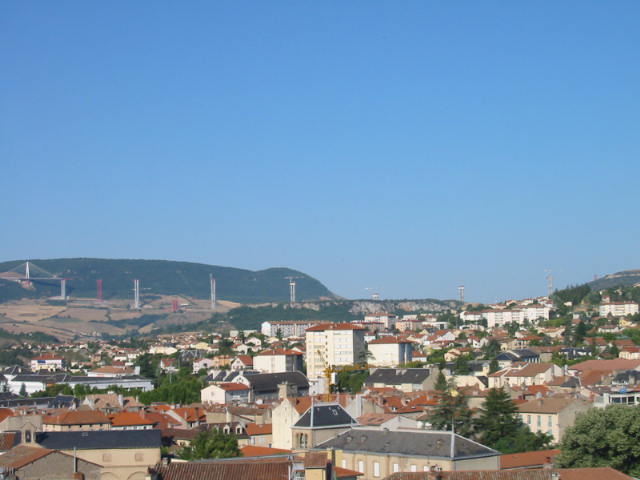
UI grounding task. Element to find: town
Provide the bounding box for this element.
[0,279,638,480]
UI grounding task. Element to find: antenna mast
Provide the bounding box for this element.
[133,279,140,309]
[210,273,216,310]
[458,285,465,304]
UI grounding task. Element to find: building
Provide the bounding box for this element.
[29,354,65,373]
[201,383,251,405]
[37,429,162,480]
[0,445,102,480]
[261,320,325,338]
[364,368,435,393]
[314,428,500,480]
[306,323,366,392]
[599,302,639,318]
[254,348,304,373]
[367,337,413,367]
[292,403,359,450]
[517,396,592,443]
[363,313,398,330]
[234,371,309,402]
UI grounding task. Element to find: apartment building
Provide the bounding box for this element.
[261,320,325,338]
[599,302,639,318]
[367,337,413,367]
[306,323,366,389]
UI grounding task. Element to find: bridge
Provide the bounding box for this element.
[0,261,69,299]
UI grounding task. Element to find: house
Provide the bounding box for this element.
[43,410,111,432]
[37,429,162,480]
[201,382,251,405]
[254,349,304,373]
[234,371,310,402]
[367,337,413,367]
[500,448,560,470]
[383,467,634,480]
[496,349,540,368]
[488,363,562,389]
[29,354,66,372]
[109,411,155,430]
[0,445,102,480]
[192,358,216,374]
[230,355,254,371]
[245,422,273,447]
[292,403,359,449]
[314,429,500,480]
[88,365,138,377]
[517,396,592,443]
[364,368,435,393]
[159,358,178,373]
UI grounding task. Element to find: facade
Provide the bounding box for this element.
[29,354,65,372]
[599,302,640,317]
[367,338,413,367]
[518,396,592,443]
[254,349,304,373]
[315,429,499,480]
[364,368,434,393]
[306,323,366,389]
[201,383,251,404]
[261,320,325,338]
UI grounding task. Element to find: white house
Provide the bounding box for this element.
[201,383,251,405]
[367,337,413,367]
[600,302,639,318]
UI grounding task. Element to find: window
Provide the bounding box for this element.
[341,460,347,468]
[410,465,417,472]
[135,452,144,462]
[373,462,380,477]
[537,415,541,427]
[527,415,531,425]
[358,460,364,473]
[102,453,112,462]
[548,416,553,427]
[393,464,399,473]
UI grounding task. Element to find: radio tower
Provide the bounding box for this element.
[60,279,67,299]
[546,270,554,296]
[133,279,140,309]
[210,274,216,310]
[97,279,103,302]
[458,285,465,304]
[285,276,301,304]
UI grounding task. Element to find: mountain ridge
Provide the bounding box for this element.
[0,258,336,304]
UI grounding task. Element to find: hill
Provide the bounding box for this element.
[0,258,336,304]
[588,270,640,291]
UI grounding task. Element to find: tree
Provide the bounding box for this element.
[489,358,500,374]
[19,383,26,397]
[178,429,240,460]
[557,405,640,476]
[427,371,473,438]
[453,355,471,375]
[474,388,552,453]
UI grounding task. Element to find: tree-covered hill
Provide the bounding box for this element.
[588,270,640,290]
[0,258,336,303]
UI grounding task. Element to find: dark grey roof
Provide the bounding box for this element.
[512,349,540,358]
[613,370,640,385]
[12,373,71,383]
[315,428,499,460]
[294,403,358,429]
[37,429,162,450]
[242,372,309,392]
[0,395,77,409]
[364,368,430,386]
[496,352,519,361]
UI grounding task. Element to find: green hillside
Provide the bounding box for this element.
[0,258,336,303]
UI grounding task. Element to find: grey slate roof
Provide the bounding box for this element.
[0,395,77,409]
[294,403,359,429]
[241,372,309,392]
[315,428,499,460]
[37,429,162,450]
[364,368,430,386]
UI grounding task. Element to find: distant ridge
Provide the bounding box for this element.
[588,269,640,290]
[0,258,336,303]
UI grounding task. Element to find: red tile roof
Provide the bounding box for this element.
[44,410,110,426]
[240,445,291,457]
[245,423,272,436]
[500,449,560,469]
[110,411,154,427]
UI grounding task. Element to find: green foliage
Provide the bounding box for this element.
[557,405,640,476]
[177,429,241,460]
[489,358,500,374]
[138,371,204,405]
[19,383,26,396]
[334,369,369,394]
[427,372,473,438]
[135,353,162,380]
[474,388,552,453]
[552,284,591,307]
[0,258,334,303]
[453,354,472,375]
[31,383,73,397]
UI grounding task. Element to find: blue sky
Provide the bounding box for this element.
[2,1,640,302]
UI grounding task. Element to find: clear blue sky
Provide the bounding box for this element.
[2,2,640,302]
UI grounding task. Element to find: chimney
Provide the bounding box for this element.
[278,382,291,401]
[543,456,554,470]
